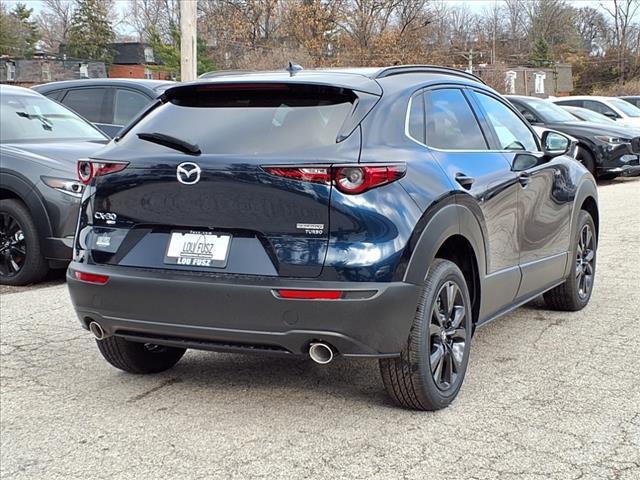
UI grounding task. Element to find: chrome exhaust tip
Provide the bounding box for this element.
[309,342,335,365]
[88,321,106,340]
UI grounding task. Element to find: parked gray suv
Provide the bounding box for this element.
[0,85,108,285]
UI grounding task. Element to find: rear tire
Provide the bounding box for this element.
[379,259,472,411]
[0,199,48,286]
[96,336,186,374]
[543,210,596,311]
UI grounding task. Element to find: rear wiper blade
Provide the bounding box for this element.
[16,111,53,131]
[137,132,201,155]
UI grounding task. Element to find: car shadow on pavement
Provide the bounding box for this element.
[138,351,394,408]
[0,268,66,295]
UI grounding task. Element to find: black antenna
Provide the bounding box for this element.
[286,61,303,76]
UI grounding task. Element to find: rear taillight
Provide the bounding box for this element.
[74,271,109,284]
[77,159,128,185]
[263,164,406,194]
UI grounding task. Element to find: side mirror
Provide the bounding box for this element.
[541,130,572,158]
[603,111,619,120]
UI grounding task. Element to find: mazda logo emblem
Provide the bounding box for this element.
[176,162,201,185]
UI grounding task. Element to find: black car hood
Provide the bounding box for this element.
[543,121,639,139]
[1,140,108,173]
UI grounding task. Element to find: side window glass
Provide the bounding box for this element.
[61,88,106,123]
[585,100,618,118]
[425,89,487,150]
[407,92,425,143]
[516,105,539,124]
[114,89,151,126]
[44,90,65,102]
[474,92,538,151]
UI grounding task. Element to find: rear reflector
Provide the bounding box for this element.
[74,271,109,284]
[277,289,343,300]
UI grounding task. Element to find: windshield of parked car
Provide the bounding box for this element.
[0,93,106,143]
[119,83,356,155]
[609,98,640,117]
[524,98,577,123]
[565,107,616,124]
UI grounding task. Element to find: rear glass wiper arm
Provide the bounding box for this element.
[16,111,53,131]
[137,132,201,155]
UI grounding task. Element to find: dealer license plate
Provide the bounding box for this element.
[164,231,231,268]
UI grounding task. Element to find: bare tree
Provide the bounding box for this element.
[36,0,74,52]
[575,6,608,54]
[126,0,180,42]
[601,0,640,82]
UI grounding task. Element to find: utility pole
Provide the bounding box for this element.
[180,0,197,82]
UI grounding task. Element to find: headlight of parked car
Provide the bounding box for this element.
[41,176,85,198]
[594,136,631,145]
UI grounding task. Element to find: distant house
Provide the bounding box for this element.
[478,64,573,98]
[0,58,106,86]
[109,43,173,80]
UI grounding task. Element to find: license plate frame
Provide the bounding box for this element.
[164,231,232,268]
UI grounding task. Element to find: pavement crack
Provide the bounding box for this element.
[127,377,182,403]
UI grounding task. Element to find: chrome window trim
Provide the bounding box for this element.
[404,91,544,155]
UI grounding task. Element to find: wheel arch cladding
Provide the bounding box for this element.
[0,174,53,239]
[403,202,485,324]
[563,177,598,279]
[580,195,599,239]
[434,235,481,326]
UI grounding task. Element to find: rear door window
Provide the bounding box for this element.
[114,89,151,126]
[424,88,487,150]
[61,88,108,123]
[121,84,357,155]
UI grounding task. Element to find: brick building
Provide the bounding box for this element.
[108,43,173,80]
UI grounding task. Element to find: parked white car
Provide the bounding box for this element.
[552,96,640,129]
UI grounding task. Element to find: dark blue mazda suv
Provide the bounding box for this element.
[67,66,599,410]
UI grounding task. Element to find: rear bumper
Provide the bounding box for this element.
[67,263,421,358]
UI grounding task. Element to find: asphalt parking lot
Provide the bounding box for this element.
[1,177,639,480]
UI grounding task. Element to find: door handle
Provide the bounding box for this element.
[518,172,531,187]
[455,172,475,190]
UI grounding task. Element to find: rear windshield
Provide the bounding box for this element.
[120,84,356,155]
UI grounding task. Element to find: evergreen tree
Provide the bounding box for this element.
[0,3,21,56]
[66,0,115,63]
[10,3,39,56]
[530,36,554,68]
[148,25,215,79]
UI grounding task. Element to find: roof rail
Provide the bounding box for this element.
[373,65,486,84]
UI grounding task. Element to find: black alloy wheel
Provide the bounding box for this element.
[576,223,595,300]
[429,280,467,391]
[0,212,26,278]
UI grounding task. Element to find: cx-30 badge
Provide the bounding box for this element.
[176,162,201,185]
